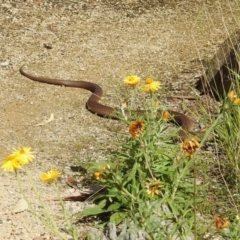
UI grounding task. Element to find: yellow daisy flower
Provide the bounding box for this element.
[12,147,34,165]
[123,75,141,87]
[41,169,61,183]
[1,154,22,172]
[139,78,161,93]
[129,120,145,138]
[146,179,163,196]
[1,147,34,172]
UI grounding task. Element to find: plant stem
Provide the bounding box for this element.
[193,157,197,239]
[16,170,68,240]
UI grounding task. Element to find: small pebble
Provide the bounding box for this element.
[0,60,10,66]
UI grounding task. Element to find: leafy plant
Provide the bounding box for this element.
[78,76,201,239]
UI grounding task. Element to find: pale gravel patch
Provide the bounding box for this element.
[0,0,240,239]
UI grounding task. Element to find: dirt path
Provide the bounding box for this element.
[0,0,239,239]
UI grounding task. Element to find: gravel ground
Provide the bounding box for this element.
[0,0,240,239]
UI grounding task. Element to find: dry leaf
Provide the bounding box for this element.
[12,198,28,213]
[66,175,79,189]
[34,113,54,126]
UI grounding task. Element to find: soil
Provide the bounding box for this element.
[0,0,240,239]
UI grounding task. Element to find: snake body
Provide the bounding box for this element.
[19,31,240,138]
[19,66,195,134]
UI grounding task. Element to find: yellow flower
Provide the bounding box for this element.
[214,214,230,230]
[233,98,240,104]
[228,90,237,101]
[154,101,160,108]
[94,165,110,180]
[129,120,145,138]
[123,75,141,86]
[1,154,22,172]
[181,138,199,157]
[228,90,240,105]
[1,147,34,172]
[41,169,61,183]
[146,179,163,196]
[94,172,105,180]
[12,147,34,165]
[139,78,161,93]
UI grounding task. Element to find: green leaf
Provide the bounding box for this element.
[107,202,122,211]
[126,162,138,182]
[79,206,107,217]
[98,199,107,209]
[78,199,107,217]
[110,212,127,225]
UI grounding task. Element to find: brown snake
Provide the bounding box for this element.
[19,66,195,135]
[19,31,240,140]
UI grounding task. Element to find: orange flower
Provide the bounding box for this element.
[129,120,145,138]
[181,138,199,157]
[214,214,230,230]
[145,78,154,84]
[162,111,171,120]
